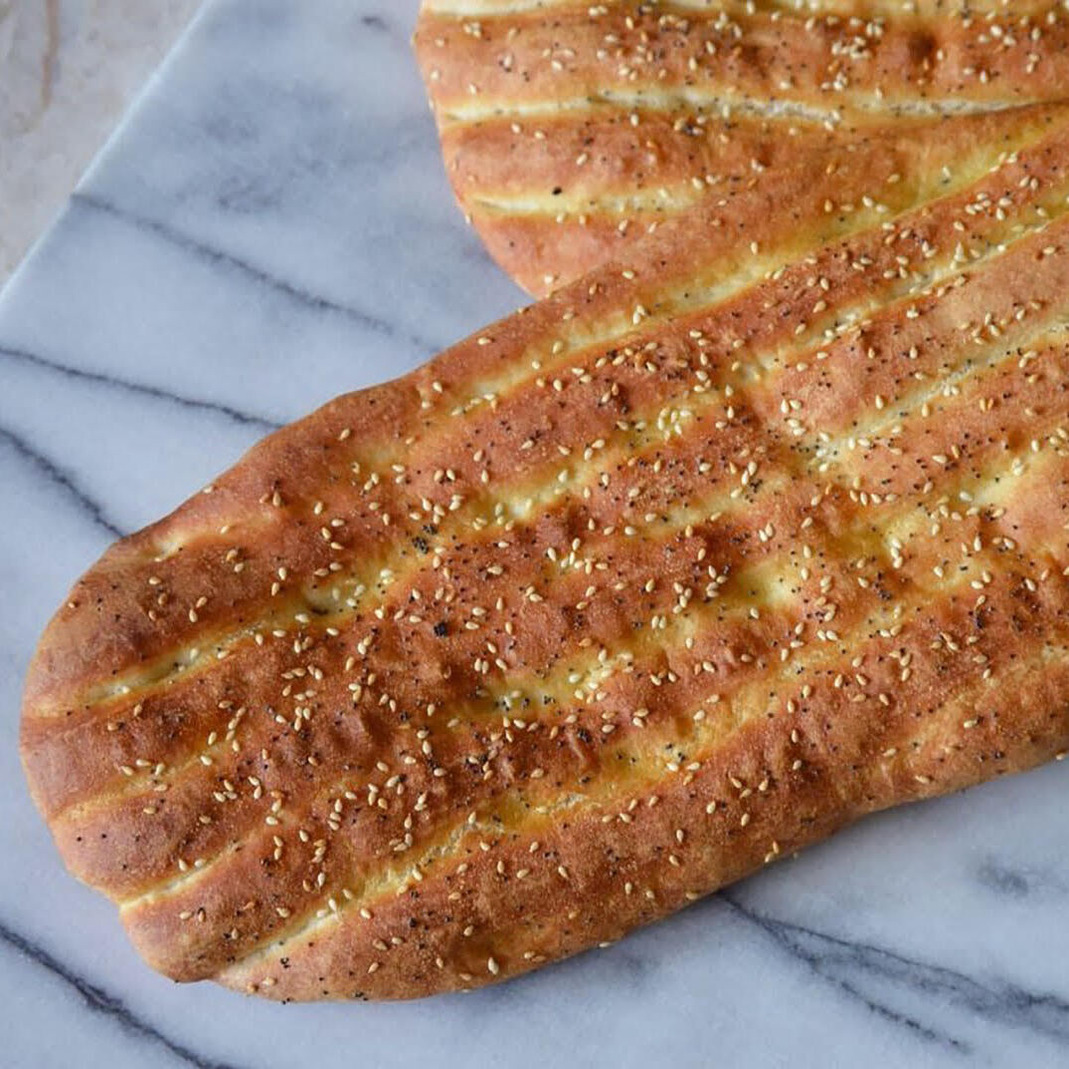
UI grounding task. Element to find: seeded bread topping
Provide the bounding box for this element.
[21,101,1069,999]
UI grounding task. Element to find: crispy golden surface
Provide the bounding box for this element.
[21,100,1069,999]
[415,0,1069,294]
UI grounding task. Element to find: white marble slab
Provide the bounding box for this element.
[2,2,1068,1066]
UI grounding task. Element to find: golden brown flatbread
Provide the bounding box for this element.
[21,100,1069,999]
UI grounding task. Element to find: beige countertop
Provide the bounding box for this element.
[0,0,200,283]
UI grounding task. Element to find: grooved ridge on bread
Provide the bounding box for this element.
[20,100,1069,999]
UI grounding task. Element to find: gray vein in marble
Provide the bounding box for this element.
[0,917,245,1069]
[0,421,124,538]
[0,343,282,432]
[358,12,389,34]
[71,191,446,358]
[354,8,426,52]
[974,856,1069,902]
[725,894,1069,1055]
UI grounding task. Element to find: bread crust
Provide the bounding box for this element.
[21,100,1069,999]
[415,0,1069,294]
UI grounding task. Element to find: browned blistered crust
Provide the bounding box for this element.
[415,0,1069,294]
[19,99,1069,1000]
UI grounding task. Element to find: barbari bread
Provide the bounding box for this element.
[415,0,1069,295]
[21,102,1069,1001]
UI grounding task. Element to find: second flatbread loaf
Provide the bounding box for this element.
[416,0,1069,294]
